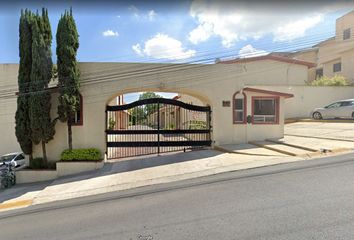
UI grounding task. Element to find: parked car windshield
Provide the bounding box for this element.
[0,154,16,163]
[325,102,341,108]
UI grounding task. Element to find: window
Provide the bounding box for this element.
[343,28,351,40]
[340,101,354,107]
[333,62,341,73]
[15,154,25,161]
[233,92,246,124]
[235,99,244,122]
[252,97,279,124]
[325,102,341,109]
[315,68,323,78]
[72,94,83,126]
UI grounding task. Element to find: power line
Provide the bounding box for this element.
[0,28,342,92]
[1,33,353,100]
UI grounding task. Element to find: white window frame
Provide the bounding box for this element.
[233,93,246,124]
[252,97,279,124]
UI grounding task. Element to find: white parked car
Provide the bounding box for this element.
[311,99,354,119]
[0,152,26,170]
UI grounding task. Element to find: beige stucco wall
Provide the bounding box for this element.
[16,170,57,184]
[291,50,318,81]
[317,10,354,70]
[292,49,318,63]
[0,64,21,155]
[340,50,354,83]
[178,94,204,106]
[0,61,304,160]
[335,10,354,41]
[220,90,285,145]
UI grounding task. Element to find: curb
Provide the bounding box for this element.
[298,148,352,158]
[248,141,297,156]
[0,199,33,211]
[213,145,281,157]
[265,139,318,152]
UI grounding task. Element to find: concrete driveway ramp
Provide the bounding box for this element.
[249,141,314,156]
[217,143,288,157]
[285,122,354,141]
[281,135,354,151]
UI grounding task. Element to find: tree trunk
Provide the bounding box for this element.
[42,141,47,165]
[29,153,33,167]
[68,120,72,150]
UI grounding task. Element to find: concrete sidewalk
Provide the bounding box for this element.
[30,148,341,205]
[2,121,354,212]
[1,146,352,211]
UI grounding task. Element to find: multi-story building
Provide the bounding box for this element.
[278,10,354,83]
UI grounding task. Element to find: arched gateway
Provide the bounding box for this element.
[105,97,212,159]
[5,61,298,161]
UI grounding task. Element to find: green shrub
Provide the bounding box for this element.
[60,148,102,161]
[29,157,56,169]
[30,157,46,169]
[308,75,350,86]
[108,117,116,130]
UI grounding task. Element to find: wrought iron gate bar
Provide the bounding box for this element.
[107,140,212,147]
[106,129,211,134]
[106,97,212,159]
[106,98,211,112]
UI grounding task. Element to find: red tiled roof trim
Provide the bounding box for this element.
[218,55,316,68]
[243,87,294,99]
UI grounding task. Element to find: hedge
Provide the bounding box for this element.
[60,148,102,161]
[29,157,56,169]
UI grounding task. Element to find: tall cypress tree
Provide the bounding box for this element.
[29,10,55,163]
[56,8,80,150]
[15,9,33,162]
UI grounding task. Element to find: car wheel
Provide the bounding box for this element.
[313,112,322,120]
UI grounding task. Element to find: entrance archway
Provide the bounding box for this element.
[105,92,212,159]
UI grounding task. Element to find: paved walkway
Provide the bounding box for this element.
[285,122,354,141]
[18,148,353,206]
[33,150,293,204]
[1,122,354,211]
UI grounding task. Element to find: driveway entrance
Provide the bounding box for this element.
[105,98,212,159]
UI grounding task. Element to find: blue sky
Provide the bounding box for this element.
[0,1,353,102]
[1,1,353,65]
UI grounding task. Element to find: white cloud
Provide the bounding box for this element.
[102,30,119,37]
[129,5,140,18]
[273,14,323,42]
[132,44,143,56]
[238,44,268,58]
[188,0,353,47]
[189,22,213,45]
[129,5,157,21]
[132,33,196,60]
[148,10,156,21]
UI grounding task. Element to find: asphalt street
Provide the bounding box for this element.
[1,153,354,240]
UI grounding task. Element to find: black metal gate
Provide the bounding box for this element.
[105,98,212,159]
